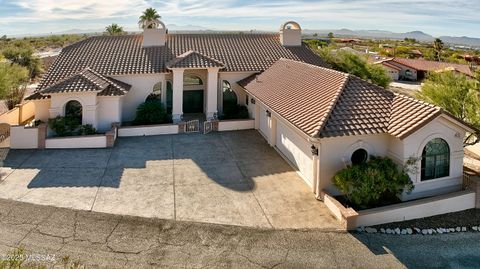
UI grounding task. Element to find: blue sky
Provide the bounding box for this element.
[0,0,479,37]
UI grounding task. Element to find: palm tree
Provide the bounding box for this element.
[138,8,162,30]
[433,38,444,61]
[105,23,125,35]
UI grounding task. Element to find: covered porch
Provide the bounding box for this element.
[166,51,225,122]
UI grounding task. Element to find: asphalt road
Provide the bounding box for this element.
[0,199,479,268]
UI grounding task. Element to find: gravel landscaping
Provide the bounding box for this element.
[355,209,480,235]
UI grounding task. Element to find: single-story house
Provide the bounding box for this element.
[23,19,476,202]
[377,58,473,81]
[239,58,476,201]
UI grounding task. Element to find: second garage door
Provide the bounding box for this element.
[275,120,314,187]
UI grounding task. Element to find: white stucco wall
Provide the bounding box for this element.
[97,96,122,132]
[49,92,98,128]
[10,125,39,149]
[118,124,178,137]
[319,133,391,195]
[218,72,255,114]
[45,135,107,149]
[33,99,51,122]
[112,74,166,122]
[218,119,255,131]
[400,116,466,200]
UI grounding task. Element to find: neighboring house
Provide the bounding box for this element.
[23,19,476,202]
[376,58,473,81]
[26,21,323,132]
[240,59,476,201]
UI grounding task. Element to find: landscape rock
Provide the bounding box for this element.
[472,226,478,231]
[450,228,456,232]
[394,228,401,234]
[365,227,377,234]
[380,228,386,233]
[421,229,428,235]
[456,227,461,232]
[428,229,433,235]
[401,229,407,235]
[437,228,443,234]
[414,228,421,233]
[386,228,393,234]
[406,228,413,235]
[461,227,467,232]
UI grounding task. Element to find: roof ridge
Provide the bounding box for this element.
[278,58,347,77]
[312,73,351,138]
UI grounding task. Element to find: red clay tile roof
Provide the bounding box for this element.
[28,68,131,100]
[38,34,326,90]
[388,58,473,76]
[167,50,225,69]
[240,58,469,139]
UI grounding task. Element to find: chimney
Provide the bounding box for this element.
[279,21,302,47]
[142,20,167,47]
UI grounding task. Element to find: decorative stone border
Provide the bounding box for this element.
[357,225,480,235]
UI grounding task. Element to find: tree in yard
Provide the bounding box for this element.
[105,23,125,35]
[2,41,42,79]
[416,71,480,145]
[0,63,29,109]
[138,8,162,30]
[433,38,444,61]
[327,32,334,41]
[317,47,392,87]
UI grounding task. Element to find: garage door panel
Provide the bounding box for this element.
[276,120,314,187]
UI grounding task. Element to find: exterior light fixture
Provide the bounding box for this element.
[266,110,271,117]
[311,145,318,156]
[251,98,256,104]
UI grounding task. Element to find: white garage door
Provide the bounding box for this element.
[259,106,269,139]
[276,120,314,187]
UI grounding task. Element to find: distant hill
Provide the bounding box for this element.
[303,29,480,48]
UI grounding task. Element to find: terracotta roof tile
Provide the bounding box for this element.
[167,50,225,69]
[38,34,326,90]
[29,68,131,99]
[241,59,462,139]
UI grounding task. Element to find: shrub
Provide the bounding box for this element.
[48,116,80,136]
[48,116,97,137]
[133,99,170,125]
[332,156,414,210]
[221,104,249,120]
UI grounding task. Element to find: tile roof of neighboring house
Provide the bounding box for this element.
[167,50,225,69]
[380,61,402,71]
[240,58,473,139]
[38,34,327,90]
[388,58,473,77]
[26,68,131,100]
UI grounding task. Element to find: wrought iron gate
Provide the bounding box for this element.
[204,121,213,134]
[185,119,200,133]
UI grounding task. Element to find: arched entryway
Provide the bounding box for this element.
[65,100,83,124]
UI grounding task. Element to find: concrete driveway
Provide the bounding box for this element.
[0,130,338,230]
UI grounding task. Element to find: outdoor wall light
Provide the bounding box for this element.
[251,98,256,104]
[311,145,319,156]
[266,110,271,117]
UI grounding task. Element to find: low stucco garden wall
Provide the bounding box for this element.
[118,124,178,137]
[218,119,255,131]
[321,190,476,230]
[45,135,108,149]
[10,125,39,149]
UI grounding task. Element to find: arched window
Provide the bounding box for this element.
[421,138,450,181]
[184,75,203,86]
[146,82,162,102]
[65,100,82,124]
[351,148,368,165]
[222,80,237,114]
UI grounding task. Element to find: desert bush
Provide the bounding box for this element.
[133,99,170,125]
[332,156,414,210]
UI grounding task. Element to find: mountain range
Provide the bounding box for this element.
[303,29,480,48]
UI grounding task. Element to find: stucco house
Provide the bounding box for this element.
[24,20,476,202]
[376,57,473,81]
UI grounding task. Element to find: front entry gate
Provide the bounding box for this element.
[185,119,200,133]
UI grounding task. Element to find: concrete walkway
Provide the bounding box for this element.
[0,130,338,230]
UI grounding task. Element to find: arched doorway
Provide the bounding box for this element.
[65,100,83,124]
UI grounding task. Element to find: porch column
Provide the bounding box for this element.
[171,68,184,123]
[206,68,220,119]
